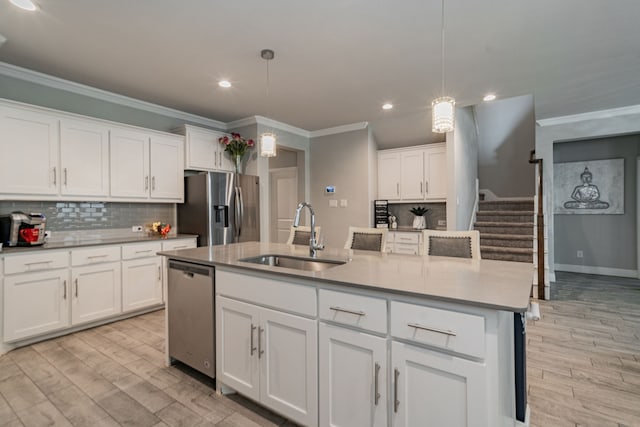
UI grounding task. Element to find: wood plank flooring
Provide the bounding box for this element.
[0,271,638,426]
[527,272,640,427]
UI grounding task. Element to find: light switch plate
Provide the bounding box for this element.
[329,199,338,208]
[339,199,348,207]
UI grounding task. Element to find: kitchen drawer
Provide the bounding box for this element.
[4,250,69,274]
[122,242,162,260]
[71,246,120,266]
[217,269,316,317]
[391,301,485,358]
[162,238,197,251]
[392,243,420,255]
[319,289,387,334]
[393,232,420,245]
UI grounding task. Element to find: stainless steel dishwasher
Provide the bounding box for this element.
[167,260,215,378]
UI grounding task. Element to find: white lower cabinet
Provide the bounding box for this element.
[71,262,122,325]
[3,269,69,342]
[319,323,387,427]
[217,296,318,427]
[122,242,164,312]
[391,341,487,427]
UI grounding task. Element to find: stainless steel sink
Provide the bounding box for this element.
[239,254,347,271]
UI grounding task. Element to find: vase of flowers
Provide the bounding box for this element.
[409,206,430,230]
[218,133,255,174]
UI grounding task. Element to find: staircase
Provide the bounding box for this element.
[475,199,534,262]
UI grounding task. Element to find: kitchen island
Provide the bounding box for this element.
[160,242,533,427]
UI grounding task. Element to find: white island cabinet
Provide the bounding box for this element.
[161,242,532,427]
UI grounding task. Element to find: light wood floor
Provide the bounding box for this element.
[527,272,640,427]
[0,271,638,426]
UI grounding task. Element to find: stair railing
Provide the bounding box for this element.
[528,150,545,300]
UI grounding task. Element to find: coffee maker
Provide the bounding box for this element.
[0,212,47,246]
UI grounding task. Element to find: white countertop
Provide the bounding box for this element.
[159,242,533,312]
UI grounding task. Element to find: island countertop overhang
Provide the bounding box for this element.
[159,241,533,312]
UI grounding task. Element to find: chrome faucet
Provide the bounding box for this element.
[293,202,324,257]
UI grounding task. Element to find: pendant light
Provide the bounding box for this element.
[432,0,455,133]
[260,49,277,157]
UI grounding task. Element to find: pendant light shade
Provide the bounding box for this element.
[260,132,277,157]
[260,49,277,157]
[431,0,455,134]
[432,96,455,133]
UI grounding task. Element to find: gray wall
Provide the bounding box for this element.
[447,106,479,230]
[553,134,639,270]
[0,74,223,132]
[310,128,375,248]
[475,94,535,197]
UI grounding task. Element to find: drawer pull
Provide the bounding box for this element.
[374,362,381,405]
[172,245,187,250]
[88,254,108,259]
[394,368,400,413]
[329,306,365,316]
[408,323,457,337]
[24,261,52,267]
[135,250,152,254]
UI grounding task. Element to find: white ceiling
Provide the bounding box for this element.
[1,1,639,149]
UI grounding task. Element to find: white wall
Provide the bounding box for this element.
[447,106,479,230]
[310,128,376,248]
[475,94,535,197]
[536,105,640,286]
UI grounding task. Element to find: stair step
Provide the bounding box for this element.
[475,222,534,236]
[480,233,533,241]
[478,200,534,212]
[476,211,534,223]
[480,245,533,263]
[480,237,533,249]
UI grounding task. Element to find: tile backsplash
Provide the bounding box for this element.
[0,201,175,232]
[388,202,446,229]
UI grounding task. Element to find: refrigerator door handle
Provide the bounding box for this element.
[234,187,242,239]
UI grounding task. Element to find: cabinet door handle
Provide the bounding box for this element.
[258,326,264,358]
[250,324,257,356]
[420,181,423,194]
[425,181,429,194]
[157,266,161,281]
[63,280,67,300]
[74,278,79,298]
[145,176,149,190]
[396,183,399,196]
[407,323,457,337]
[52,167,57,185]
[374,362,381,405]
[329,306,365,316]
[152,176,156,191]
[394,368,400,413]
[63,168,68,186]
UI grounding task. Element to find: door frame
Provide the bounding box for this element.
[269,166,299,243]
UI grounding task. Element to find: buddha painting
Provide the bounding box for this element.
[563,167,610,209]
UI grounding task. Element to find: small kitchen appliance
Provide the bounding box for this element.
[374,200,389,228]
[0,211,47,246]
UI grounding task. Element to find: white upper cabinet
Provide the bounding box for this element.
[378,143,447,202]
[110,127,150,199]
[179,124,234,172]
[0,104,59,196]
[110,127,184,202]
[0,99,184,202]
[377,152,401,200]
[60,118,110,197]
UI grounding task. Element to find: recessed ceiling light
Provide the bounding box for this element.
[382,103,393,110]
[218,80,232,88]
[9,0,37,11]
[483,94,496,102]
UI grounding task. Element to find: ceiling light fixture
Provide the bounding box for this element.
[382,103,393,110]
[218,80,232,88]
[483,93,496,102]
[260,49,277,158]
[9,0,37,11]
[431,0,455,133]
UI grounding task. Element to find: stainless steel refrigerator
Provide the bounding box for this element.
[177,172,260,246]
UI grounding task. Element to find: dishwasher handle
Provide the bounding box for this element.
[168,260,212,277]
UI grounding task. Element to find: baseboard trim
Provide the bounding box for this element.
[554,264,638,278]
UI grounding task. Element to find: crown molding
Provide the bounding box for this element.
[309,122,369,138]
[0,61,227,129]
[227,115,311,138]
[537,104,640,127]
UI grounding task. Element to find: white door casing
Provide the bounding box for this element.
[270,167,298,243]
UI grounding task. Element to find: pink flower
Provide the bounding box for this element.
[231,133,241,140]
[219,136,229,145]
[247,139,255,147]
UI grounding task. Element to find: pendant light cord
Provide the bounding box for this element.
[440,0,446,96]
[266,57,270,117]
